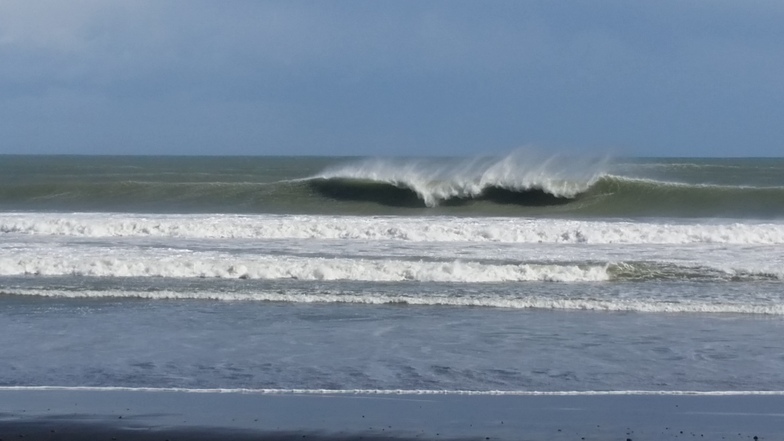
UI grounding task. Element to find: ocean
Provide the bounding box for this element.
[1,152,783,394]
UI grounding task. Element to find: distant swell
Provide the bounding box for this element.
[582,176,784,218]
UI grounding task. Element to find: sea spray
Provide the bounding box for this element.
[311,149,608,206]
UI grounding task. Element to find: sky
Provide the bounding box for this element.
[0,0,782,157]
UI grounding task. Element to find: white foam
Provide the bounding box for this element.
[6,289,783,315]
[0,253,610,282]
[3,213,784,245]
[1,385,783,396]
[312,151,605,206]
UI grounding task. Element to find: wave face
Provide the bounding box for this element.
[1,154,783,218]
[580,175,784,218]
[305,155,784,217]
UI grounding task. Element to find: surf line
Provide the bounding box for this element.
[2,386,784,396]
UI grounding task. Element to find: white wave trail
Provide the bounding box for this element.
[0,254,609,282]
[5,289,784,315]
[3,213,784,245]
[311,150,606,206]
[2,386,784,396]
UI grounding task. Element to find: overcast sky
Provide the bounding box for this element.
[1,1,782,156]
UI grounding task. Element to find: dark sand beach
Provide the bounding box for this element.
[1,390,782,440]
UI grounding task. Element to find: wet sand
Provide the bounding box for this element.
[0,390,782,440]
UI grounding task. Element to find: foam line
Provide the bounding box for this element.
[2,386,783,396]
[5,289,783,315]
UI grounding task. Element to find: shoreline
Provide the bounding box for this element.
[1,389,782,440]
[4,385,784,396]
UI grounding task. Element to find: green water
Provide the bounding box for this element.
[1,155,783,218]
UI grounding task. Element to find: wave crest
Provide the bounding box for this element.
[309,150,607,207]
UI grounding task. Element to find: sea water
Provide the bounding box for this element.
[1,153,783,393]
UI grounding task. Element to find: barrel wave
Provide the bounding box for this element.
[302,154,784,217]
[305,151,600,208]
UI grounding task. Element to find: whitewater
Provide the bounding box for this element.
[310,151,606,206]
[3,213,784,244]
[1,153,783,393]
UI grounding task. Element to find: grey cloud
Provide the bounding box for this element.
[1,1,782,155]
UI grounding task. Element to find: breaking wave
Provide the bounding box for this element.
[305,161,784,217]
[307,150,604,207]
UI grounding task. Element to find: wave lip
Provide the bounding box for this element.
[308,150,606,207]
